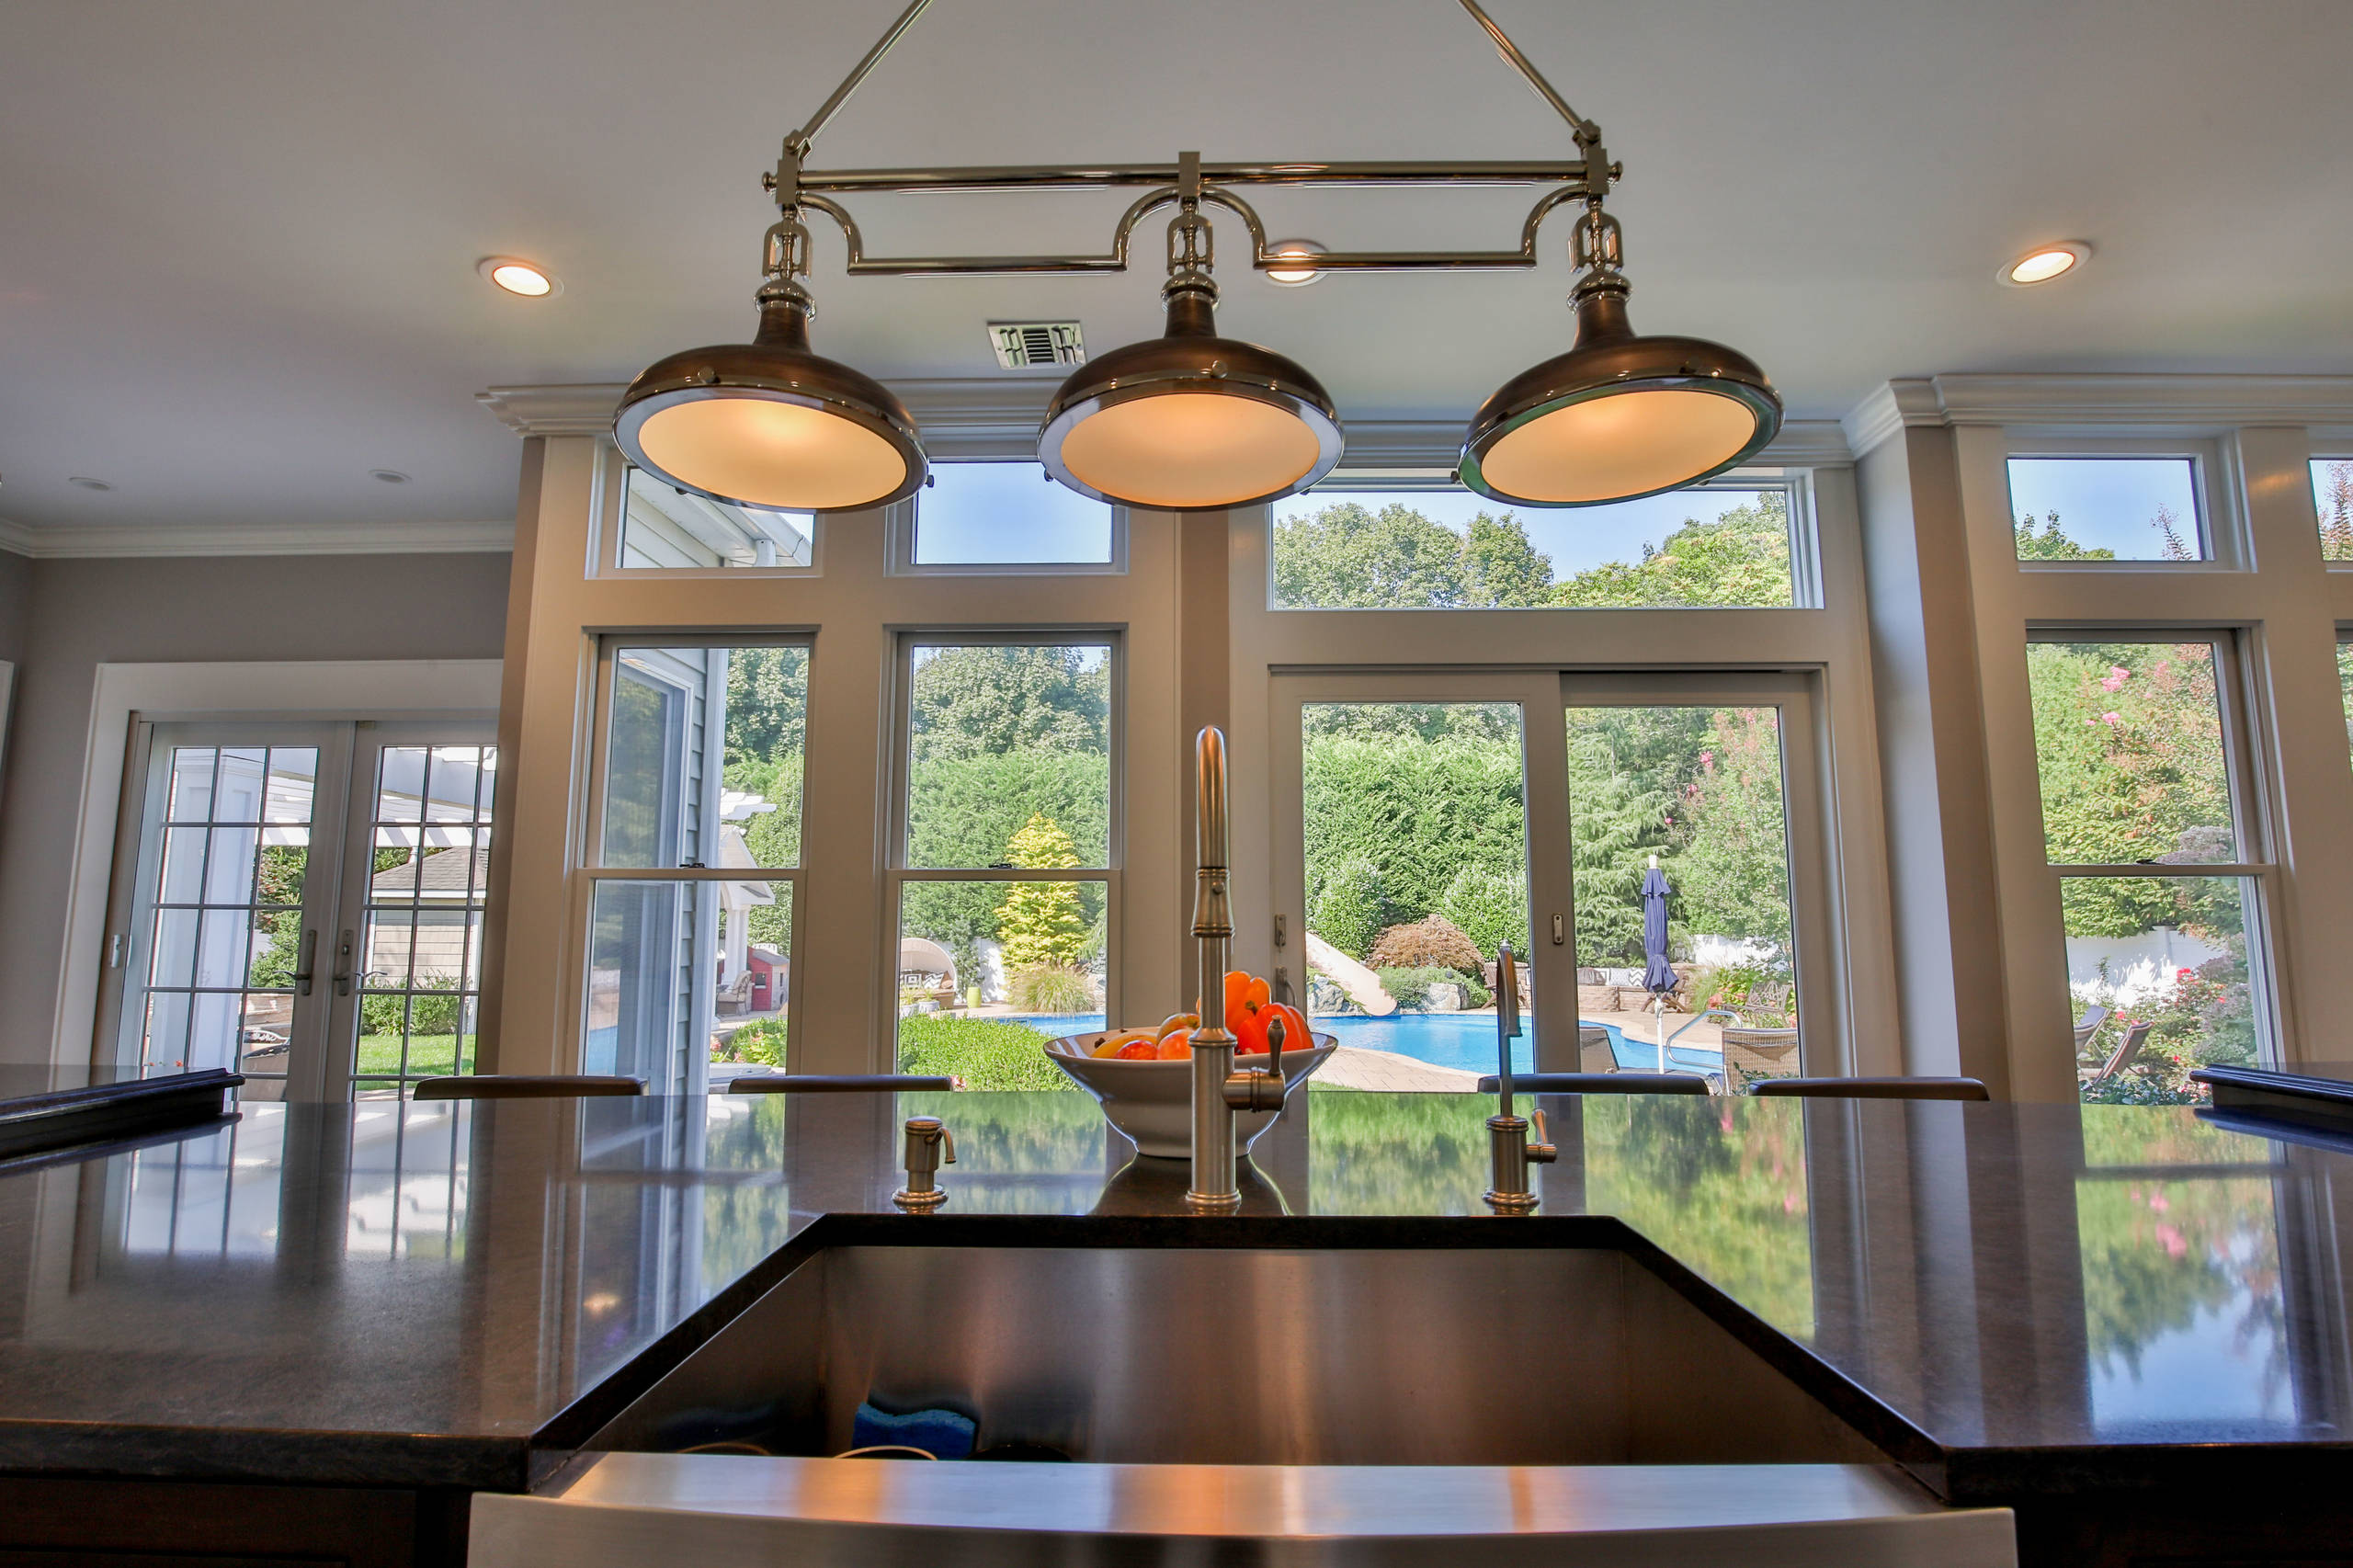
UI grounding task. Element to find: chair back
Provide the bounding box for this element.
[2088,1020,2154,1084]
[1576,1026,1616,1074]
[413,1074,644,1101]
[726,1074,959,1094]
[1751,1075,1989,1102]
[2073,1005,2110,1050]
[1477,1071,1708,1096]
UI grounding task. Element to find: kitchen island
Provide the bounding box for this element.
[0,1087,2341,1564]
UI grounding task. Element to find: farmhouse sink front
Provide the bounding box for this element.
[470,1221,2012,1566]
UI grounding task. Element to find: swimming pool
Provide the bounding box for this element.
[991,1012,1725,1078]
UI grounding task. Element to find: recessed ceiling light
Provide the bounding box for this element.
[369,469,411,484]
[68,475,112,491]
[1998,241,2090,287]
[479,256,560,297]
[1265,240,1327,287]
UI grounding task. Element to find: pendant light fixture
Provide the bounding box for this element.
[617,0,1779,518]
[614,214,926,513]
[1038,159,1343,510]
[1458,199,1781,506]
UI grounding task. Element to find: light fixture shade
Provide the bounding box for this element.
[614,285,926,514]
[1038,292,1343,510]
[1459,291,1781,507]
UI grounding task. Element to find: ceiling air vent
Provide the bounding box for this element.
[988,321,1085,369]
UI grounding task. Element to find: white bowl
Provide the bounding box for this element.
[1044,1030,1336,1159]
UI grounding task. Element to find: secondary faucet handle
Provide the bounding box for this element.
[1527,1108,1557,1165]
[893,1116,952,1211]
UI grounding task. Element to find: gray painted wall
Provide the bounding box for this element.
[0,551,509,1066]
[0,551,28,668]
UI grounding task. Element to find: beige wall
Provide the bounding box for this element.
[0,551,510,1065]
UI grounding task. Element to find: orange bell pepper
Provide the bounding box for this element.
[1223,970,1275,1054]
[1264,1003,1311,1059]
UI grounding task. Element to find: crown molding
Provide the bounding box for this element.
[0,517,513,560]
[480,381,1857,470]
[1845,374,2353,451]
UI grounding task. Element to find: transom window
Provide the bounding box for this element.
[2314,458,2352,562]
[896,461,1120,570]
[1270,477,1807,608]
[2008,457,2207,562]
[611,465,816,572]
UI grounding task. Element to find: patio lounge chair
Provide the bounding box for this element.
[2072,1005,2109,1055]
[1721,1027,1800,1085]
[1577,1025,1615,1074]
[714,970,755,1017]
[2079,1019,2155,1085]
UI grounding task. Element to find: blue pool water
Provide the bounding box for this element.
[995,1012,1727,1078]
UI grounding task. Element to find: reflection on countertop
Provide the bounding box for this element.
[0,1088,2344,1502]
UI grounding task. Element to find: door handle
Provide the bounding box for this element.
[333,929,355,998]
[294,928,319,996]
[1552,914,1566,945]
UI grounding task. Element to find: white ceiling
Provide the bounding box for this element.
[2,0,2347,538]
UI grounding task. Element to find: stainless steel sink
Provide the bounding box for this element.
[588,1235,1891,1466]
[468,1233,2012,1566]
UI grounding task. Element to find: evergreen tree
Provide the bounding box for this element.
[1310,858,1384,960]
[995,814,1086,971]
[1563,722,1672,963]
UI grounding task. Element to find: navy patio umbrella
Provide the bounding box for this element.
[1640,859,1676,1069]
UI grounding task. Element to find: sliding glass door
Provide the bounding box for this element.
[1273,670,1836,1090]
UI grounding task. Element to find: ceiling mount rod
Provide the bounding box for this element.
[793,159,1590,195]
[1453,0,1596,140]
[783,0,939,157]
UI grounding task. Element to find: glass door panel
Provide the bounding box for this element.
[116,727,347,1098]
[1564,699,1802,1087]
[345,736,497,1099]
[1288,696,1544,1089]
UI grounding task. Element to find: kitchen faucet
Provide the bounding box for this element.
[1483,942,1554,1212]
[1187,726,1283,1212]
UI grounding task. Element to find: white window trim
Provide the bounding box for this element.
[880,630,1127,1040]
[575,635,814,1092]
[56,660,503,1071]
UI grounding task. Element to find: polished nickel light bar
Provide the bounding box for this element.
[763,0,1616,279]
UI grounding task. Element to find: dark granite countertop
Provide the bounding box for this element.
[0,1088,2345,1506]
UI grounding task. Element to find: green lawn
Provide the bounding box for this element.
[355,1034,477,1079]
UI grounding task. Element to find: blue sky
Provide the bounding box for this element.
[916,463,1113,564]
[1274,485,1777,579]
[2007,458,2202,559]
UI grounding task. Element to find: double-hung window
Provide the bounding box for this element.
[887,634,1120,1074]
[584,639,808,1091]
[2025,631,2276,1089]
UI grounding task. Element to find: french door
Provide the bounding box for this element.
[99,720,497,1100]
[1272,670,1838,1082]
